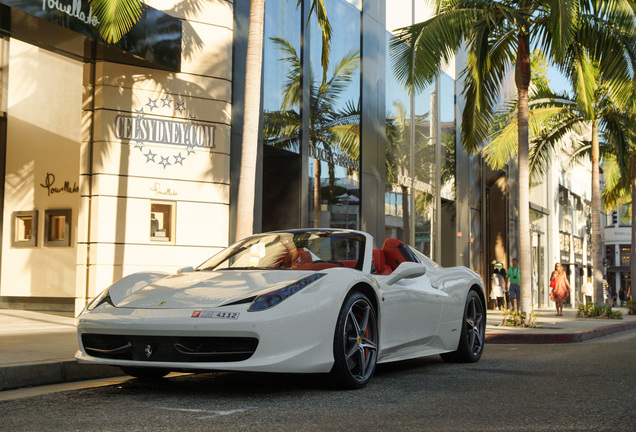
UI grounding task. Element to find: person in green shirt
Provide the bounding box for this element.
[507,258,520,312]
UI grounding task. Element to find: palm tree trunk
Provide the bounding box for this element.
[591,119,604,304]
[236,0,266,241]
[516,33,532,314]
[517,87,532,313]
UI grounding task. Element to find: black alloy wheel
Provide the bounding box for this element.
[330,292,378,389]
[441,290,485,363]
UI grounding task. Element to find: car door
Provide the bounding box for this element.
[376,267,445,361]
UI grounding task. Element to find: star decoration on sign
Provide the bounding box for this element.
[146,98,158,111]
[144,149,157,163]
[173,153,185,166]
[126,96,212,170]
[159,156,171,169]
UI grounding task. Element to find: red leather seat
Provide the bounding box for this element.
[382,238,408,271]
[373,249,392,275]
[286,248,312,268]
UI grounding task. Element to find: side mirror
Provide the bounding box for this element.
[177,266,194,274]
[386,262,427,285]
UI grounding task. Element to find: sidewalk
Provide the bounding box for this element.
[2,306,636,391]
[485,306,636,344]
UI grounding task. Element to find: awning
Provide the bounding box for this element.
[607,266,630,273]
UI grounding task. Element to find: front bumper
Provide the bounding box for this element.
[76,296,339,374]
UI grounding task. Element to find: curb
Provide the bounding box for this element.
[0,361,124,391]
[485,319,636,344]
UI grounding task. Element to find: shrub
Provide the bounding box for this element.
[576,303,622,319]
[625,299,635,315]
[500,309,541,328]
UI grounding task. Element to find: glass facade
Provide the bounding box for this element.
[262,0,301,154]
[307,0,361,230]
[383,1,455,260]
[260,0,459,261]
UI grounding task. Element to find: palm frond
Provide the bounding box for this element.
[90,0,145,43]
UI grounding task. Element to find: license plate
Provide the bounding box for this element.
[191,310,240,320]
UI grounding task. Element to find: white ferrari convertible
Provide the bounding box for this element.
[76,229,485,389]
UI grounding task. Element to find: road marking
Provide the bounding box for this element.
[157,406,254,419]
[0,376,133,401]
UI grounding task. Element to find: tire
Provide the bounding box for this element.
[330,292,378,389]
[441,290,485,363]
[120,366,171,380]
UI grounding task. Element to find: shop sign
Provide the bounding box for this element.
[40,173,79,196]
[116,97,215,170]
[115,115,215,149]
[309,143,359,171]
[40,0,99,27]
[0,0,182,71]
[397,173,433,194]
[605,229,631,243]
[150,182,178,197]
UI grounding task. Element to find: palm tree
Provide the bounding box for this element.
[390,0,635,313]
[263,37,361,228]
[487,73,636,306]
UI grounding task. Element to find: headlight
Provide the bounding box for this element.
[86,288,113,311]
[248,273,326,312]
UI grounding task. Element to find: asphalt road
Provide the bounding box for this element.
[2,330,636,432]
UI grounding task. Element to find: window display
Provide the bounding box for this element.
[150,202,175,242]
[12,210,38,247]
[44,209,71,247]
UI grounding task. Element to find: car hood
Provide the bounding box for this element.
[113,269,318,309]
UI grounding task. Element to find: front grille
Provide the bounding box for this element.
[81,334,258,362]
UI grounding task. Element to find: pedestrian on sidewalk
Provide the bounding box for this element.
[581,276,593,305]
[507,258,520,312]
[490,263,505,310]
[618,287,626,306]
[550,263,570,316]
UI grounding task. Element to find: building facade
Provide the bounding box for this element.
[603,205,632,302]
[1,0,233,313]
[3,0,590,315]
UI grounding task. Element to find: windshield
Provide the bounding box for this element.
[411,247,440,270]
[197,230,366,271]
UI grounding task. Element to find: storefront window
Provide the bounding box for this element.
[12,210,38,247]
[260,0,303,231]
[308,0,360,229]
[262,0,301,153]
[150,202,175,242]
[620,245,630,267]
[44,209,71,247]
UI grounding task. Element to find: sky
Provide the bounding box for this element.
[547,65,573,96]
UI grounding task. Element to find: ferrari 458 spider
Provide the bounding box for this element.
[76,229,485,389]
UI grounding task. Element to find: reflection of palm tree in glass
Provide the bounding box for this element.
[263,37,360,227]
[385,100,432,242]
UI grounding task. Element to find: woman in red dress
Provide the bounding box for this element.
[550,263,571,316]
